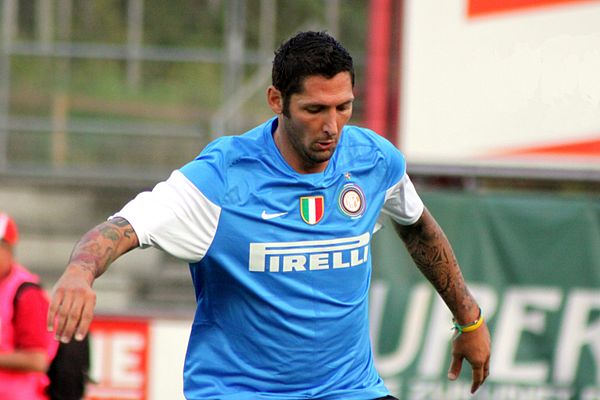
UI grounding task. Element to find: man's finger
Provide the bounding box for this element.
[53,291,74,340]
[60,296,86,343]
[447,355,463,381]
[470,363,484,394]
[47,289,64,331]
[75,295,96,341]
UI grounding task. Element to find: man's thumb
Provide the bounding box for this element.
[448,355,463,381]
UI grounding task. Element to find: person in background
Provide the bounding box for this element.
[48,31,490,399]
[0,212,58,400]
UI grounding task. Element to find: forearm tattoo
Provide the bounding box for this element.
[69,217,137,278]
[396,211,477,320]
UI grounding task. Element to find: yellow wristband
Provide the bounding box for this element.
[459,315,484,333]
[452,307,484,335]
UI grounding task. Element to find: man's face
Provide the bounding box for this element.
[270,72,354,174]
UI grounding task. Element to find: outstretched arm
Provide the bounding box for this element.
[47,217,139,343]
[393,207,491,393]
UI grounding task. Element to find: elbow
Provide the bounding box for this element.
[394,207,443,244]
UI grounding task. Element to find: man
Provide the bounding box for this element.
[0,212,58,400]
[48,31,490,399]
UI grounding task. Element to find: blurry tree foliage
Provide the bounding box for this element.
[12,0,367,111]
[6,0,368,176]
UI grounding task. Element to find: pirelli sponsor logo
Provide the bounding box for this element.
[248,232,370,272]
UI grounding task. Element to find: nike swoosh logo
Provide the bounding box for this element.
[261,211,288,220]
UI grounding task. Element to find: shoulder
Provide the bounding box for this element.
[179,120,271,204]
[15,283,47,305]
[343,125,403,156]
[341,124,406,177]
[199,121,269,163]
[13,281,54,352]
[184,121,269,171]
[14,282,48,315]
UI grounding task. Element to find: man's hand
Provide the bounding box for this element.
[448,320,491,393]
[395,210,492,392]
[47,265,96,343]
[47,218,139,343]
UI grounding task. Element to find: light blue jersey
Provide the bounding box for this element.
[116,117,423,399]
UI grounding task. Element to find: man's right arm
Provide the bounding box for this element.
[47,217,139,343]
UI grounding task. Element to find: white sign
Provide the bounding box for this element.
[399,0,600,171]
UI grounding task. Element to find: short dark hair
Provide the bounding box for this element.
[272,31,354,115]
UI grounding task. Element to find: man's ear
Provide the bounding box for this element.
[267,86,283,114]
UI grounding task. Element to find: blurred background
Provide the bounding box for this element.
[0,0,372,312]
[0,0,599,399]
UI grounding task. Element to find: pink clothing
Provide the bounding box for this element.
[0,263,58,400]
[14,287,55,350]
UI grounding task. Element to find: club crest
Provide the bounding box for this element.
[338,183,366,218]
[300,196,324,225]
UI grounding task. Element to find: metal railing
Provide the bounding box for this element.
[0,0,343,184]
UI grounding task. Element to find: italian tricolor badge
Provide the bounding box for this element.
[300,196,324,225]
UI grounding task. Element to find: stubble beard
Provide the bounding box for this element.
[283,117,337,169]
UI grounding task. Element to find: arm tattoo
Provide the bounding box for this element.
[396,210,477,321]
[69,217,138,278]
[99,225,120,241]
[111,217,136,239]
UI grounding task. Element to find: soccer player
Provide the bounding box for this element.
[47,31,490,399]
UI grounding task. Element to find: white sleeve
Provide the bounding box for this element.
[382,174,424,225]
[111,170,221,263]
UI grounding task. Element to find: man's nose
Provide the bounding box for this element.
[323,109,338,135]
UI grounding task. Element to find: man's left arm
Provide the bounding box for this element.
[393,207,491,394]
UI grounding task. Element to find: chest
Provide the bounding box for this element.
[224,168,383,232]
[208,169,383,278]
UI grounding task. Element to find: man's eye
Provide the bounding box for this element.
[306,107,322,113]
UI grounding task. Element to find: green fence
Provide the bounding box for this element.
[371,190,600,399]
